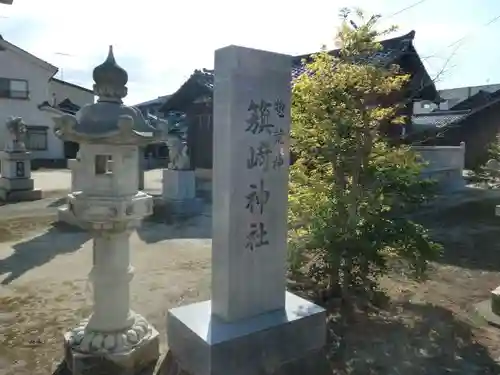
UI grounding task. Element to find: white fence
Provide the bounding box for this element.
[412,142,466,192]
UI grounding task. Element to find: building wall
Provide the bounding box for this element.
[438,100,500,169]
[0,44,63,160]
[411,143,465,191]
[49,79,94,108]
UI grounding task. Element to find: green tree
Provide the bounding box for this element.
[288,8,441,301]
[471,135,500,186]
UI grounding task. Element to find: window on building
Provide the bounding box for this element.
[0,78,29,99]
[25,126,48,151]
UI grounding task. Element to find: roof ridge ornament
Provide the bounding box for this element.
[92,45,128,104]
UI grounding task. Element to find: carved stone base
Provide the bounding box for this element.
[476,286,500,329]
[57,206,82,227]
[63,314,160,375]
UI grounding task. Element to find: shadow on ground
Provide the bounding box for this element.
[328,301,500,375]
[137,212,212,244]
[0,223,90,285]
[415,197,500,272]
[47,197,67,208]
[50,301,499,375]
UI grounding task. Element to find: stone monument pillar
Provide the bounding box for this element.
[0,117,42,202]
[53,46,162,375]
[162,123,202,218]
[166,46,326,375]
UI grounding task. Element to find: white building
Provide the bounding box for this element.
[0,35,94,165]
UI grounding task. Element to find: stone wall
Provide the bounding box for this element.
[412,142,465,192]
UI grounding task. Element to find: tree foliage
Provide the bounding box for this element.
[288,8,441,301]
[472,135,500,187]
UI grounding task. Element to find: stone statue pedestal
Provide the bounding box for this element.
[58,159,82,227]
[0,150,41,202]
[162,169,203,218]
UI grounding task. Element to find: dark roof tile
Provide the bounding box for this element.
[291,30,415,80]
[412,110,471,129]
[450,88,500,111]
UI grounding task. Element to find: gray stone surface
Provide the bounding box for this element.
[162,169,202,218]
[211,45,292,322]
[163,169,196,200]
[163,198,204,218]
[0,121,40,202]
[475,299,500,329]
[167,292,326,375]
[57,206,82,227]
[0,177,34,190]
[0,188,41,202]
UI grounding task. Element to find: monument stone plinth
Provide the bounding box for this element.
[162,119,202,218]
[53,46,162,375]
[0,117,41,202]
[166,45,326,375]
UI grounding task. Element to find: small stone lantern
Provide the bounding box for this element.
[53,46,161,374]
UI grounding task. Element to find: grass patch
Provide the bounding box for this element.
[0,288,91,375]
[0,216,55,243]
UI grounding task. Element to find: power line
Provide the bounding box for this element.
[410,12,500,145]
[385,0,428,19]
[421,11,500,75]
[446,14,500,50]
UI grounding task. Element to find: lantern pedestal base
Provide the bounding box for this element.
[63,314,160,375]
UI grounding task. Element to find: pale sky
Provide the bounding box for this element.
[1,0,500,105]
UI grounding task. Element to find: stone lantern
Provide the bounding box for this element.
[53,46,161,374]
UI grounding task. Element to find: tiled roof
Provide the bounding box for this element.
[134,95,171,108]
[159,69,214,113]
[160,30,437,112]
[291,30,415,80]
[412,110,471,129]
[450,88,500,111]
